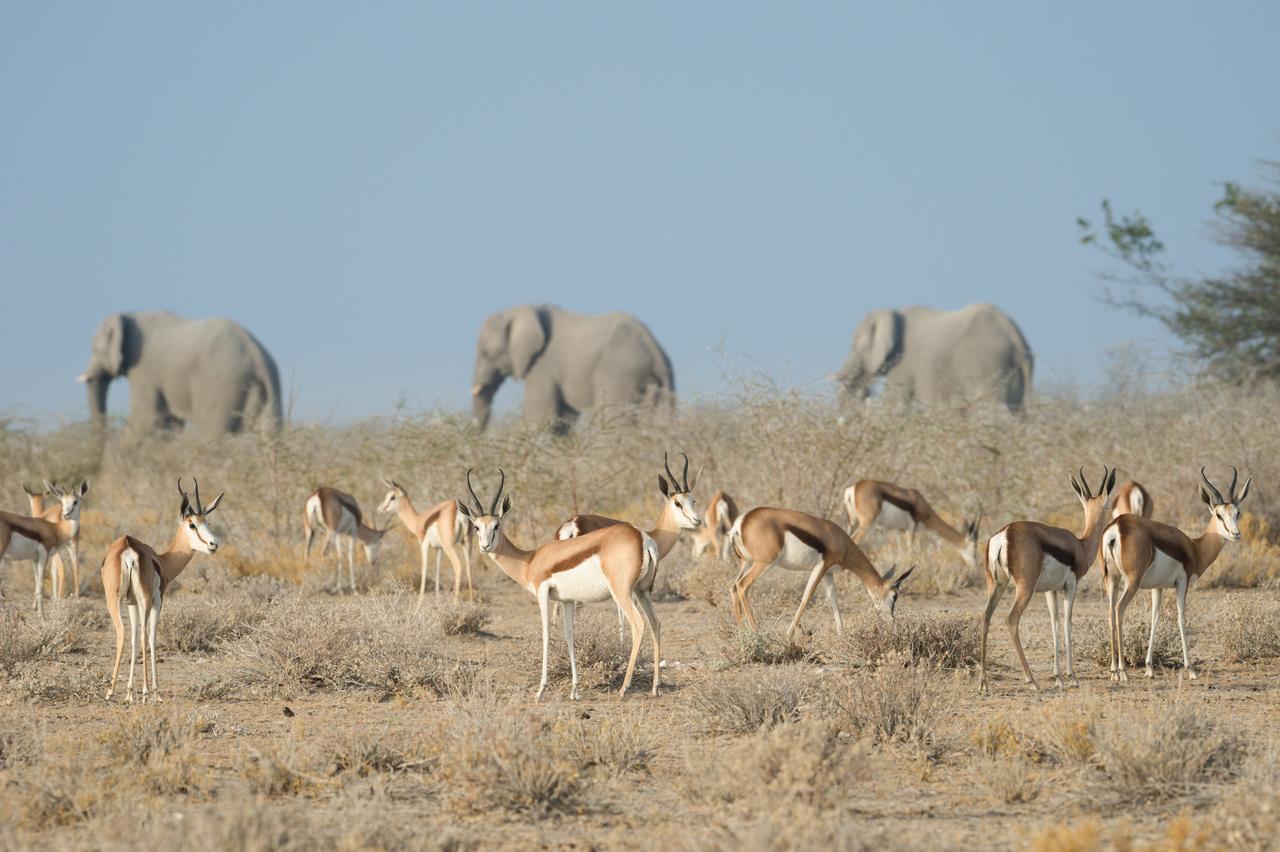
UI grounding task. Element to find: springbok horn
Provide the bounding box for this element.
[1228,465,1239,502]
[1200,467,1224,505]
[193,477,203,513]
[491,468,506,515]
[1078,466,1092,498]
[663,452,678,490]
[465,468,485,513]
[680,452,690,492]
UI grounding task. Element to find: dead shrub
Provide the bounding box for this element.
[1215,595,1280,662]
[826,610,978,670]
[327,728,437,777]
[162,594,266,653]
[1086,702,1245,805]
[671,555,734,607]
[826,653,941,746]
[1077,613,1182,673]
[432,599,490,636]
[565,715,654,778]
[100,705,212,795]
[0,599,98,674]
[969,754,1040,805]
[13,660,102,703]
[718,621,810,667]
[241,733,332,798]
[0,725,37,769]
[691,666,815,735]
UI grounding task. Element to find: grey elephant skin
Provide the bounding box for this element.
[80,311,282,436]
[471,305,674,431]
[835,303,1033,411]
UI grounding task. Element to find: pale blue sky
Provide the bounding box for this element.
[2,3,1276,422]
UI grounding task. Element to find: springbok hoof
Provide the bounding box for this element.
[125,691,135,704]
[1053,677,1065,690]
[1186,669,1198,680]
[104,689,114,701]
[1145,666,1155,678]
[1068,676,1080,689]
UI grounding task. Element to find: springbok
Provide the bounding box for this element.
[0,479,88,617]
[102,478,223,703]
[1102,467,1250,682]
[728,506,915,640]
[843,479,980,567]
[379,478,474,601]
[458,468,660,700]
[303,487,391,593]
[2,483,70,601]
[1112,480,1154,519]
[979,466,1115,693]
[690,489,739,560]
[556,452,705,640]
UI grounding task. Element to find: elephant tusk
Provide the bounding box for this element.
[76,373,89,384]
[470,384,483,396]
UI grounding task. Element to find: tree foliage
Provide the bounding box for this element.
[1078,161,1280,384]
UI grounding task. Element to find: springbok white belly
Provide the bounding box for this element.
[1139,548,1186,589]
[425,524,443,549]
[545,555,614,603]
[875,501,916,532]
[1033,556,1073,593]
[774,531,823,572]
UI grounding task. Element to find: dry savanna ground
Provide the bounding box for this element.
[3,384,1280,850]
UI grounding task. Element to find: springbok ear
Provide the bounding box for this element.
[691,464,705,491]
[456,499,472,518]
[204,492,224,515]
[1237,476,1253,503]
[1105,467,1117,496]
[882,563,898,582]
[180,495,192,517]
[1069,475,1084,500]
[1200,483,1215,506]
[892,565,917,589]
[499,494,513,517]
[381,477,394,489]
[79,479,90,496]
[658,475,671,497]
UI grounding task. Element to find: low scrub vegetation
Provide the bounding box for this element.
[825,610,979,670]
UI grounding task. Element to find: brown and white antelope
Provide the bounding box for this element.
[2,483,69,601]
[690,489,738,560]
[458,468,661,700]
[728,506,915,640]
[979,466,1116,694]
[379,478,474,601]
[0,479,88,617]
[1112,480,1153,519]
[1102,467,1250,683]
[556,453,704,641]
[843,480,980,567]
[102,478,223,703]
[303,486,390,593]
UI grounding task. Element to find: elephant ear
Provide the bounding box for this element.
[100,313,127,376]
[865,310,904,376]
[508,307,548,380]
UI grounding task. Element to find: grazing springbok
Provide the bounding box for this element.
[303,487,391,593]
[378,478,474,601]
[1102,467,1250,682]
[458,469,660,700]
[979,466,1116,694]
[0,479,88,617]
[690,489,739,560]
[843,479,980,567]
[1112,480,1153,519]
[556,452,705,640]
[102,478,223,703]
[728,506,915,640]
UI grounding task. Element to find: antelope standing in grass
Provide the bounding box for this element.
[843,479,980,567]
[979,466,1115,694]
[458,469,661,700]
[728,506,915,640]
[2,483,72,601]
[690,489,738,560]
[303,487,390,593]
[556,452,705,641]
[379,479,474,601]
[102,478,223,703]
[0,480,88,617]
[1102,467,1250,683]
[1112,480,1153,519]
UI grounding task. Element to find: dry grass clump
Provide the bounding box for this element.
[564,714,655,779]
[1078,613,1182,673]
[969,755,1040,805]
[100,705,213,795]
[718,621,811,667]
[825,654,941,747]
[241,734,332,798]
[0,725,38,770]
[0,599,99,674]
[670,554,735,606]
[438,692,585,817]
[1086,703,1245,805]
[432,599,491,636]
[13,660,102,703]
[691,666,815,735]
[826,610,979,670]
[228,595,470,698]
[327,728,437,777]
[1214,595,1280,662]
[162,594,267,653]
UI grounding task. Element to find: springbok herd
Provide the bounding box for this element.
[0,456,1253,704]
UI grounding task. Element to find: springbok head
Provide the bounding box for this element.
[959,513,982,568]
[178,476,223,554]
[44,479,89,520]
[658,452,703,532]
[874,563,917,618]
[1069,465,1117,519]
[377,478,409,515]
[457,468,511,553]
[1200,466,1252,542]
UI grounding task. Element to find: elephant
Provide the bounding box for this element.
[471,305,674,431]
[835,303,1033,411]
[79,311,282,436]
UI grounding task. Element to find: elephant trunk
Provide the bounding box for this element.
[86,377,109,428]
[471,379,502,431]
[835,366,870,403]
